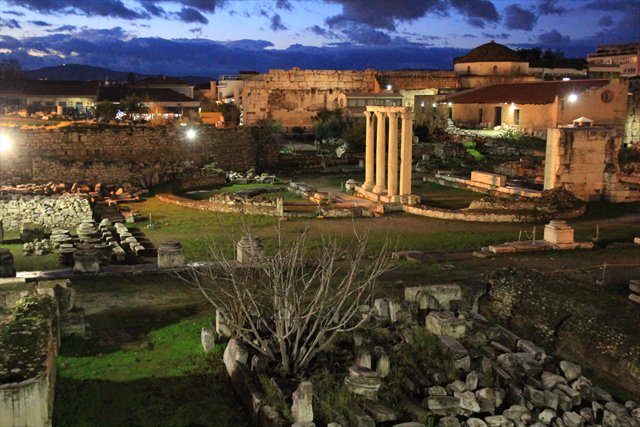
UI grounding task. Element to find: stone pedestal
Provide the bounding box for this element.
[0,248,17,277]
[157,240,186,269]
[58,247,76,266]
[76,221,99,242]
[236,235,264,264]
[73,248,100,273]
[543,220,575,244]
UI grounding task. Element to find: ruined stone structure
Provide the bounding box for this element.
[544,126,640,202]
[625,87,640,145]
[0,125,278,187]
[242,68,378,128]
[0,195,92,231]
[356,106,420,204]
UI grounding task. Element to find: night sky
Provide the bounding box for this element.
[0,0,638,77]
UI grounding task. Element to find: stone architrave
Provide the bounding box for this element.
[157,240,186,269]
[387,112,399,200]
[363,111,375,190]
[373,111,387,194]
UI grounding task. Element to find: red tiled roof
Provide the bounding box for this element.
[443,79,610,105]
[454,41,524,64]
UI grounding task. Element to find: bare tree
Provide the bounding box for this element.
[186,227,393,376]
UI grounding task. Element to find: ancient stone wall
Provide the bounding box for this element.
[0,125,277,187]
[481,267,640,397]
[0,294,59,427]
[625,89,640,145]
[243,68,377,128]
[544,127,640,202]
[0,195,92,231]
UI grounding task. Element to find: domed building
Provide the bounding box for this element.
[454,41,536,88]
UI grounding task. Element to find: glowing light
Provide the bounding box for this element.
[568,93,578,103]
[420,101,425,107]
[386,84,392,91]
[432,103,437,108]
[510,102,516,111]
[447,102,452,106]
[562,77,571,81]
[0,134,12,153]
[186,129,197,140]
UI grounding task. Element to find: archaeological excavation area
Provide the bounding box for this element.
[0,118,639,427]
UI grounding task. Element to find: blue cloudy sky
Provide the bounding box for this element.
[0,0,638,77]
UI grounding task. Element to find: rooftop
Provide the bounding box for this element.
[97,86,196,103]
[132,76,192,87]
[454,41,524,64]
[0,80,99,96]
[443,79,610,105]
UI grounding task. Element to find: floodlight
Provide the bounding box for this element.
[0,134,11,153]
[186,128,197,140]
[568,93,578,103]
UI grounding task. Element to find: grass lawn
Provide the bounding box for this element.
[180,182,305,203]
[1,230,61,271]
[54,313,250,427]
[412,181,484,209]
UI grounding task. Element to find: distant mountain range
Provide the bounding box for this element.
[23,64,214,85]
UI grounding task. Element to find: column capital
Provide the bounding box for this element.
[374,110,385,119]
[401,111,414,120]
[364,110,373,119]
[387,111,398,119]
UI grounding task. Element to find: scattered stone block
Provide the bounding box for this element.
[562,411,584,427]
[216,309,233,338]
[236,234,264,263]
[427,395,460,416]
[559,361,581,382]
[456,390,481,413]
[476,388,496,413]
[466,418,488,427]
[484,415,510,427]
[201,326,216,353]
[438,335,471,372]
[542,372,567,390]
[426,311,466,338]
[364,400,397,423]
[539,409,556,424]
[517,340,546,361]
[356,348,372,369]
[374,298,390,319]
[437,416,461,427]
[292,382,314,423]
[374,346,390,378]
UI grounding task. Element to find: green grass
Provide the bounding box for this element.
[1,231,61,271]
[411,181,483,209]
[180,182,305,203]
[54,314,250,426]
[463,140,485,161]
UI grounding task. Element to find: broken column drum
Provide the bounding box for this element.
[157,240,186,269]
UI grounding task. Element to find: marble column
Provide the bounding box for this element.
[363,111,375,190]
[386,112,399,198]
[373,111,387,194]
[399,111,413,197]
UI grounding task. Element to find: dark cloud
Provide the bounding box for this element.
[46,25,77,33]
[174,0,226,12]
[3,10,25,16]
[538,0,567,15]
[276,0,292,10]
[450,0,499,27]
[139,0,166,17]
[177,7,209,24]
[584,0,627,11]
[482,32,509,40]
[598,15,614,26]
[270,14,286,31]
[342,26,392,45]
[0,32,471,75]
[309,25,340,39]
[538,29,570,44]
[5,0,149,20]
[462,34,477,39]
[0,18,22,29]
[325,0,446,31]
[189,28,203,35]
[504,4,537,30]
[30,20,52,27]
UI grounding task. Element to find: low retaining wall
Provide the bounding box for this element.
[156,193,284,216]
[0,194,93,230]
[432,173,542,198]
[403,204,585,223]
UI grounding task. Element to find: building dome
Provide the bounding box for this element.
[454,41,523,64]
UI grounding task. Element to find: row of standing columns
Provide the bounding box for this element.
[362,107,414,202]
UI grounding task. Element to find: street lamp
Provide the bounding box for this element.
[0,133,12,154]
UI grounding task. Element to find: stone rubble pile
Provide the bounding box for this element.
[113,222,145,256]
[0,194,93,231]
[22,239,51,256]
[227,169,277,185]
[335,284,639,427]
